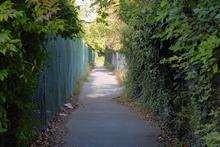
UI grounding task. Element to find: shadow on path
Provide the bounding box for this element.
[64,67,161,147]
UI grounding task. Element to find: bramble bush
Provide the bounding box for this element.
[0,0,81,145]
[120,0,220,146]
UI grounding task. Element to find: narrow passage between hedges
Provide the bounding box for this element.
[64,67,161,147]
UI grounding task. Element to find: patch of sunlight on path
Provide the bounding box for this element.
[64,67,162,147]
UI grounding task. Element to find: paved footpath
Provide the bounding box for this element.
[64,67,162,147]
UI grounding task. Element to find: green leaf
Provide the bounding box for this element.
[0,128,7,133]
[214,13,220,19]
[0,30,10,43]
[213,63,218,74]
[0,69,8,81]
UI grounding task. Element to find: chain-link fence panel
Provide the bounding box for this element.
[34,36,95,129]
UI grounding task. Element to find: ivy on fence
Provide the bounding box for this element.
[0,0,81,145]
[120,0,220,146]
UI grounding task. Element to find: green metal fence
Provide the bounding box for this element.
[34,36,95,129]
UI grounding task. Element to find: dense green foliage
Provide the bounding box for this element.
[0,0,81,145]
[120,0,220,146]
[84,22,111,52]
[83,0,124,53]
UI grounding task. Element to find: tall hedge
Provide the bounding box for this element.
[120,0,220,146]
[0,0,81,145]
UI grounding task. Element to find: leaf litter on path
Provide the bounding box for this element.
[31,97,78,147]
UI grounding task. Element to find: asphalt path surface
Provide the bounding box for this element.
[64,67,161,147]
